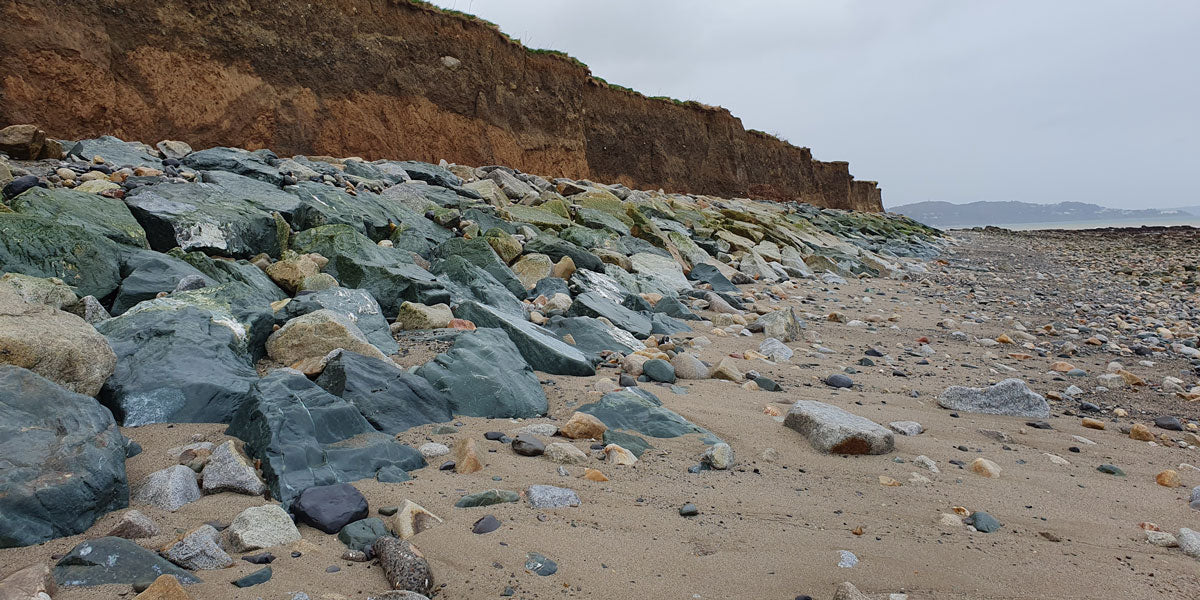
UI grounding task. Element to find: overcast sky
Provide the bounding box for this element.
[428,0,1199,209]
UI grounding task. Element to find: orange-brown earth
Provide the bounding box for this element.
[0,0,882,211]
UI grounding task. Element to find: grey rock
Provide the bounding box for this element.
[825,373,854,389]
[784,400,895,455]
[567,291,653,338]
[133,465,201,512]
[182,146,283,185]
[0,213,124,300]
[283,287,398,356]
[225,504,301,552]
[511,435,546,456]
[0,285,117,397]
[316,350,452,433]
[759,338,793,362]
[201,440,265,496]
[642,358,676,383]
[338,517,391,552]
[53,537,200,587]
[451,301,595,376]
[544,442,588,465]
[1191,486,1200,511]
[375,537,434,595]
[8,186,148,248]
[701,442,735,469]
[889,421,924,436]
[938,379,1050,418]
[526,485,581,508]
[756,307,804,342]
[68,136,161,168]
[105,509,160,539]
[416,328,548,418]
[162,525,233,570]
[670,352,709,380]
[580,389,712,439]
[0,366,129,549]
[1180,527,1200,559]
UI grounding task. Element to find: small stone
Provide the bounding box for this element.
[544,442,588,465]
[232,566,272,588]
[966,511,1002,533]
[524,552,557,576]
[418,442,450,458]
[1146,530,1179,547]
[454,489,520,508]
[1178,528,1200,559]
[604,444,638,466]
[200,440,265,496]
[824,373,854,388]
[1155,416,1184,431]
[106,509,161,539]
[701,442,735,470]
[1097,464,1126,476]
[1130,424,1154,441]
[1081,418,1105,430]
[560,412,607,439]
[472,515,501,534]
[709,358,743,382]
[511,435,546,457]
[582,468,609,482]
[454,438,484,474]
[888,421,924,436]
[376,538,434,594]
[133,465,201,512]
[527,484,581,508]
[161,525,232,570]
[1156,469,1181,487]
[337,518,391,552]
[970,458,1001,478]
[642,359,676,383]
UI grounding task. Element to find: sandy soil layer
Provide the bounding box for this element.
[4,229,1199,600]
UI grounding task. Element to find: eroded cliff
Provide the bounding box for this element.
[0,0,883,211]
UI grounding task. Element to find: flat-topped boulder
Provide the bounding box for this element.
[784,400,895,455]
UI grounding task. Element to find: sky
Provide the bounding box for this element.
[427,0,1199,209]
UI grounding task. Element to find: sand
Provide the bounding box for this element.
[3,230,1199,600]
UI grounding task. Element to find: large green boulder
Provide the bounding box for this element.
[579,389,712,439]
[182,147,283,185]
[566,291,652,339]
[0,366,129,548]
[168,248,287,306]
[453,301,595,376]
[290,225,448,315]
[281,287,398,356]
[544,316,644,358]
[416,328,548,418]
[54,537,200,586]
[289,181,414,242]
[67,136,160,168]
[96,291,264,425]
[111,248,215,315]
[316,350,452,433]
[124,180,286,258]
[225,370,426,507]
[431,255,523,316]
[0,213,123,299]
[9,187,148,248]
[523,235,605,272]
[429,237,525,298]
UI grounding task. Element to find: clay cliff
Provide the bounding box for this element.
[0,0,883,211]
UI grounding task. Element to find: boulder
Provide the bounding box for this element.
[783,400,895,455]
[430,237,527,297]
[97,299,260,425]
[182,147,283,185]
[293,483,369,534]
[629,252,690,293]
[523,235,605,272]
[106,509,160,539]
[397,161,462,188]
[0,563,56,599]
[0,213,123,299]
[394,301,454,330]
[0,286,116,396]
[0,272,77,309]
[267,309,387,365]
[8,186,148,248]
[281,286,398,356]
[756,307,804,342]
[110,249,215,315]
[579,389,712,439]
[316,350,453,434]
[67,136,162,168]
[512,253,554,290]
[200,440,265,495]
[225,504,301,552]
[431,254,524,316]
[686,263,738,292]
[566,292,652,339]
[288,182,417,241]
[0,366,129,548]
[132,465,201,512]
[937,379,1050,418]
[290,225,447,315]
[416,328,548,419]
[453,301,595,376]
[124,180,286,258]
[53,537,200,587]
[225,370,426,507]
[0,124,48,159]
[161,525,232,570]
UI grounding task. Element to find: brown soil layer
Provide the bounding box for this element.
[0,0,882,211]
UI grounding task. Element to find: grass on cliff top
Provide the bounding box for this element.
[402,0,716,112]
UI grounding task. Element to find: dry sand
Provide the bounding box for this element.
[4,230,1199,600]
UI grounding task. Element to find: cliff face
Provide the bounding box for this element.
[0,0,883,211]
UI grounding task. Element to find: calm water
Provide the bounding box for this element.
[986,216,1200,231]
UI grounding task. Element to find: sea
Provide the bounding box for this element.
[973,215,1200,231]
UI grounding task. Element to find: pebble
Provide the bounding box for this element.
[679,503,699,517]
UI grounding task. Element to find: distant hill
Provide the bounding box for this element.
[889,200,1195,228]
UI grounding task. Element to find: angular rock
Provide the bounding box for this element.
[544,442,589,464]
[527,485,581,508]
[226,370,426,506]
[106,509,160,539]
[338,517,391,552]
[756,307,804,342]
[629,252,690,293]
[53,537,199,587]
[225,504,301,552]
[293,483,369,534]
[784,400,895,455]
[567,292,653,339]
[453,438,483,474]
[938,379,1050,418]
[316,350,452,433]
[0,367,129,548]
[580,390,711,439]
[889,421,924,436]
[282,286,398,355]
[9,186,148,248]
[0,213,123,299]
[701,442,735,469]
[384,500,443,540]
[161,525,232,570]
[267,309,387,365]
[200,440,265,496]
[133,465,201,512]
[416,328,548,418]
[182,146,282,185]
[124,180,285,258]
[394,301,454,330]
[642,358,676,383]
[68,136,161,168]
[0,286,116,396]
